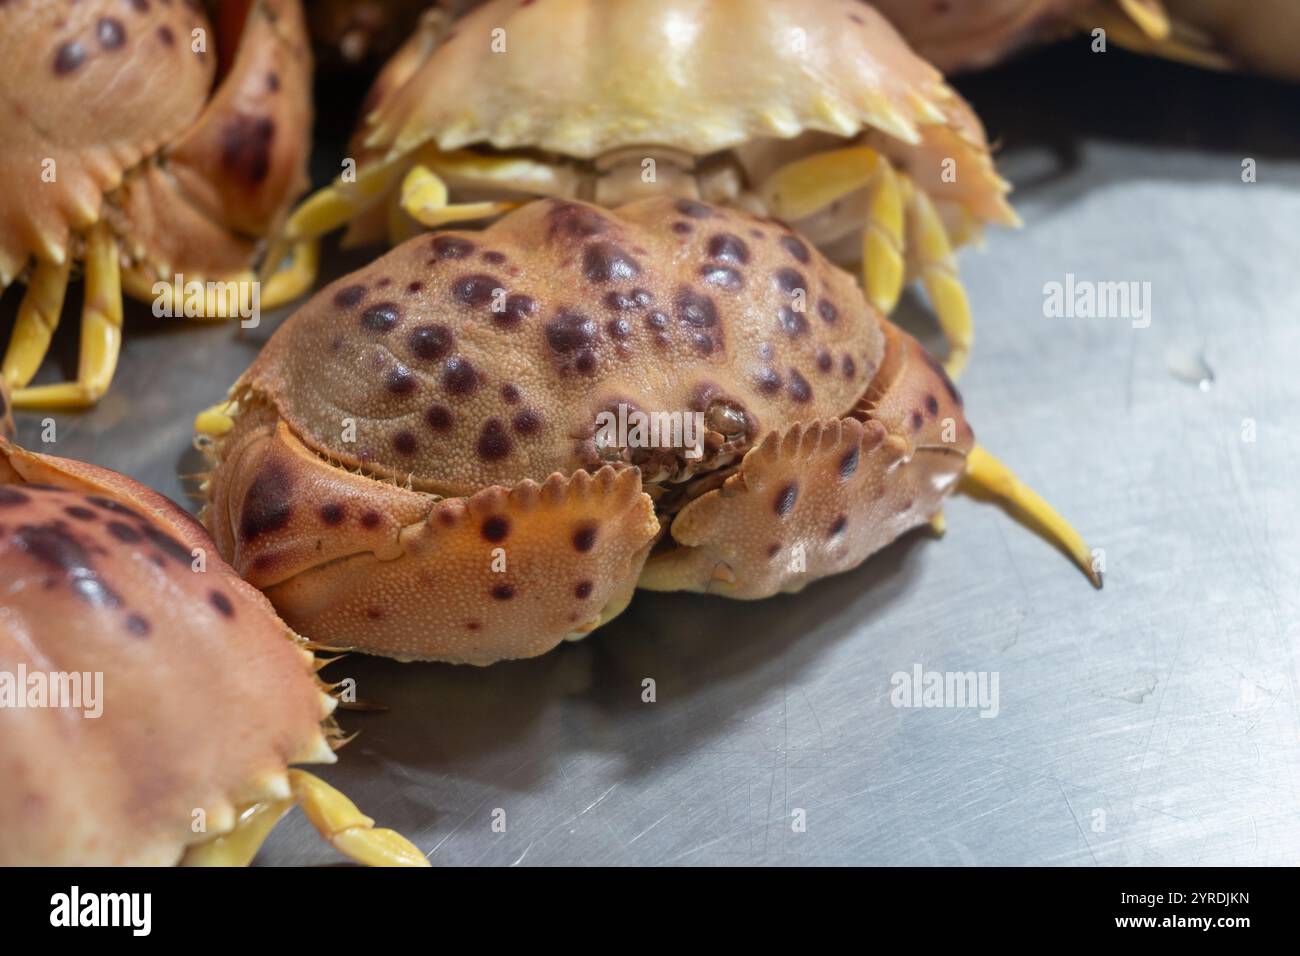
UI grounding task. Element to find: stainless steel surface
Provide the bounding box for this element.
[5,48,1298,866]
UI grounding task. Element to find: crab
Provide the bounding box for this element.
[274,0,1021,379]
[198,195,1098,666]
[305,0,462,70]
[0,0,317,409]
[866,0,1300,80]
[0,437,428,866]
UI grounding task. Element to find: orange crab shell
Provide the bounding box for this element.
[202,197,972,664]
[0,0,312,287]
[0,440,335,865]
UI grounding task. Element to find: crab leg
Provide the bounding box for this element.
[1078,0,1232,69]
[260,239,320,310]
[12,222,122,409]
[287,770,429,867]
[2,258,72,390]
[960,446,1103,588]
[180,798,297,867]
[901,175,974,379]
[399,164,516,228]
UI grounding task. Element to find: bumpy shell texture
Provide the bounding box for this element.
[206,197,972,664]
[0,0,214,283]
[0,441,332,866]
[362,0,957,160]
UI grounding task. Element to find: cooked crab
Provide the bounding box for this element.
[0,438,427,866]
[275,0,1020,378]
[867,0,1300,79]
[200,196,1097,666]
[306,0,462,69]
[0,0,316,409]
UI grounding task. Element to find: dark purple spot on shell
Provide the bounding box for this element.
[385,365,416,395]
[407,281,423,294]
[442,356,479,395]
[141,525,193,567]
[126,615,150,637]
[220,115,275,185]
[778,306,809,338]
[483,250,507,265]
[672,221,693,235]
[816,349,832,373]
[911,411,924,431]
[64,506,97,522]
[572,523,598,552]
[335,284,365,308]
[86,496,137,516]
[829,515,848,536]
[500,384,520,403]
[767,543,782,559]
[482,516,509,542]
[53,42,86,74]
[546,201,609,240]
[582,242,640,283]
[209,590,235,618]
[925,394,939,416]
[842,355,856,378]
[320,503,345,526]
[604,288,652,311]
[700,266,743,290]
[919,346,963,406]
[774,483,798,517]
[476,419,512,460]
[432,235,475,259]
[574,580,593,599]
[239,466,292,542]
[452,274,501,308]
[755,368,783,395]
[360,510,382,530]
[361,302,399,333]
[675,287,717,328]
[393,430,418,455]
[605,317,632,340]
[674,199,712,219]
[818,299,838,323]
[491,583,515,600]
[107,521,141,543]
[365,607,384,621]
[129,0,151,12]
[840,447,860,479]
[707,233,750,265]
[773,268,805,294]
[546,309,598,353]
[426,404,453,431]
[13,522,121,609]
[408,323,452,360]
[496,293,535,328]
[512,409,541,435]
[266,71,280,92]
[787,370,813,403]
[0,488,31,506]
[157,25,175,45]
[779,235,811,264]
[97,18,127,49]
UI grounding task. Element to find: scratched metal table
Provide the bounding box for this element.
[6,45,1299,866]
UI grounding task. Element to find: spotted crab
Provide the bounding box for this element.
[0,0,316,409]
[867,0,1300,80]
[199,196,1097,666]
[0,437,427,866]
[276,0,1021,378]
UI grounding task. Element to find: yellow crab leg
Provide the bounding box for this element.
[424,147,574,195]
[13,222,122,409]
[960,445,1102,588]
[1078,1,1232,69]
[260,239,320,310]
[759,145,884,223]
[195,398,237,437]
[282,158,408,242]
[399,164,516,228]
[1114,0,1171,38]
[288,770,429,867]
[180,798,296,867]
[902,175,973,379]
[861,159,907,320]
[2,257,71,389]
